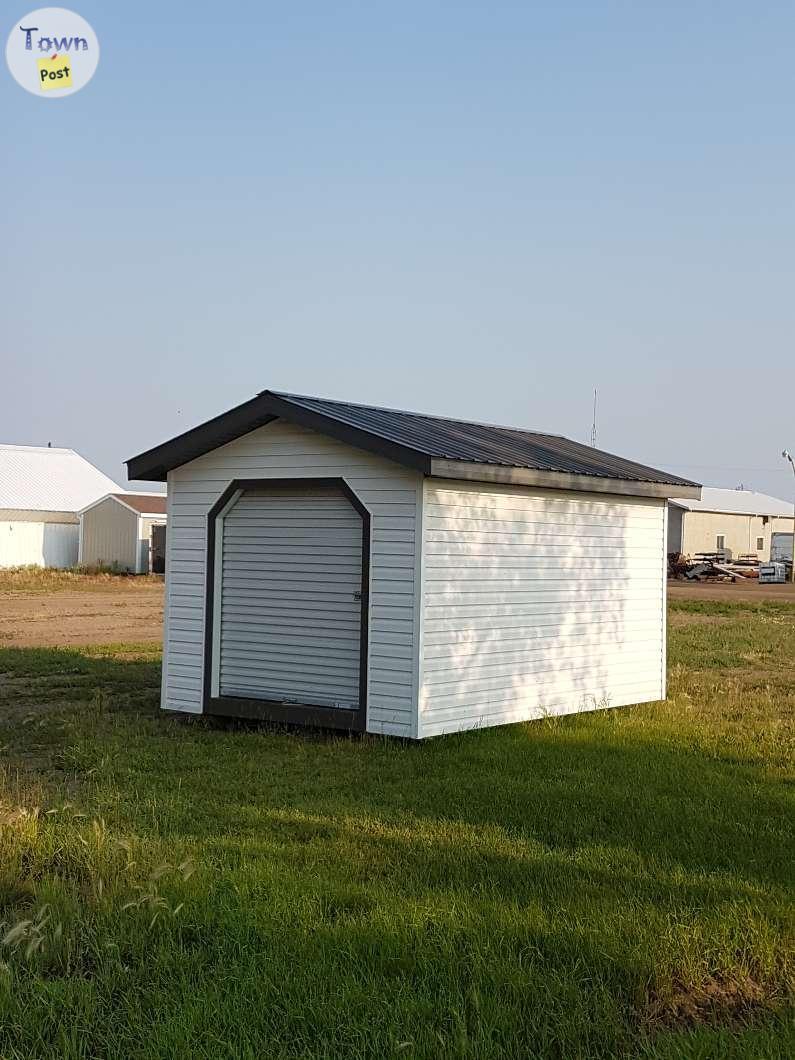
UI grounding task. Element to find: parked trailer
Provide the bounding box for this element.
[759,563,788,584]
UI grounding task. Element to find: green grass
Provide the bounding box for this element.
[0,602,792,1058]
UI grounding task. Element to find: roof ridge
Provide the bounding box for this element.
[266,390,567,441]
[0,442,76,454]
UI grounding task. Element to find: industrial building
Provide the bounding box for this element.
[668,487,794,561]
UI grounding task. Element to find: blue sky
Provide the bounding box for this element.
[3,2,795,497]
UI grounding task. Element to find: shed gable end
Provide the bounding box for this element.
[163,418,422,736]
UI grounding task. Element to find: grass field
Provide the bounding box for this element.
[0,600,792,1058]
[0,567,163,593]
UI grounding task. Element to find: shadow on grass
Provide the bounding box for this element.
[0,646,792,1057]
[0,644,161,704]
[1,644,792,894]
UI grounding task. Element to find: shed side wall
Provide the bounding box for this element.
[419,479,666,737]
[80,497,138,571]
[164,419,421,736]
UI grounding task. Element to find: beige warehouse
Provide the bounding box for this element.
[79,493,167,573]
[668,488,793,561]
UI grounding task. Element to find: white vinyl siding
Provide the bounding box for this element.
[163,419,420,736]
[218,486,363,709]
[418,479,666,738]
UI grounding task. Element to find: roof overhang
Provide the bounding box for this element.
[126,392,431,481]
[430,460,702,500]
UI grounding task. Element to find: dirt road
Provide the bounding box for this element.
[1,572,793,652]
[0,583,165,647]
[668,579,795,603]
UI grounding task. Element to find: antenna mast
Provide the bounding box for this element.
[590,387,598,447]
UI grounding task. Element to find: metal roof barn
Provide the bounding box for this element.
[128,391,700,739]
[669,487,793,517]
[0,444,121,569]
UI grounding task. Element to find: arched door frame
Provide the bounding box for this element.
[202,477,370,731]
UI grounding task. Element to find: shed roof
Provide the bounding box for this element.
[669,487,793,517]
[110,493,167,516]
[127,390,700,498]
[0,444,121,513]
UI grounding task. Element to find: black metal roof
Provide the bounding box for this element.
[127,388,699,491]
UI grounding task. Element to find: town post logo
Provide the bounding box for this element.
[6,8,99,97]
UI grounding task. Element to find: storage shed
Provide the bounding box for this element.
[127,390,700,738]
[79,493,167,573]
[0,444,121,569]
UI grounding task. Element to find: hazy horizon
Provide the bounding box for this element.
[4,2,795,501]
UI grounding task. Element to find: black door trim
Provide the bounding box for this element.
[202,477,370,732]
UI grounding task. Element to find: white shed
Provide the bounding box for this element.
[127,390,700,738]
[79,493,167,573]
[0,444,121,569]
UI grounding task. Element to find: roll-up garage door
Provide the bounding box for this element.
[218,485,364,709]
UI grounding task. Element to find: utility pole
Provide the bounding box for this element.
[782,450,795,583]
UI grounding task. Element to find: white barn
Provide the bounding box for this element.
[127,391,700,738]
[0,444,120,569]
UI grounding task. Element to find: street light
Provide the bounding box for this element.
[782,450,795,583]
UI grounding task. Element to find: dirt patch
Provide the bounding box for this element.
[669,580,795,603]
[642,974,778,1032]
[0,585,164,647]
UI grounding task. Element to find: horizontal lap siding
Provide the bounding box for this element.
[419,480,665,737]
[163,420,420,736]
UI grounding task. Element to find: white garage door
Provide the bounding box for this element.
[218,485,364,709]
